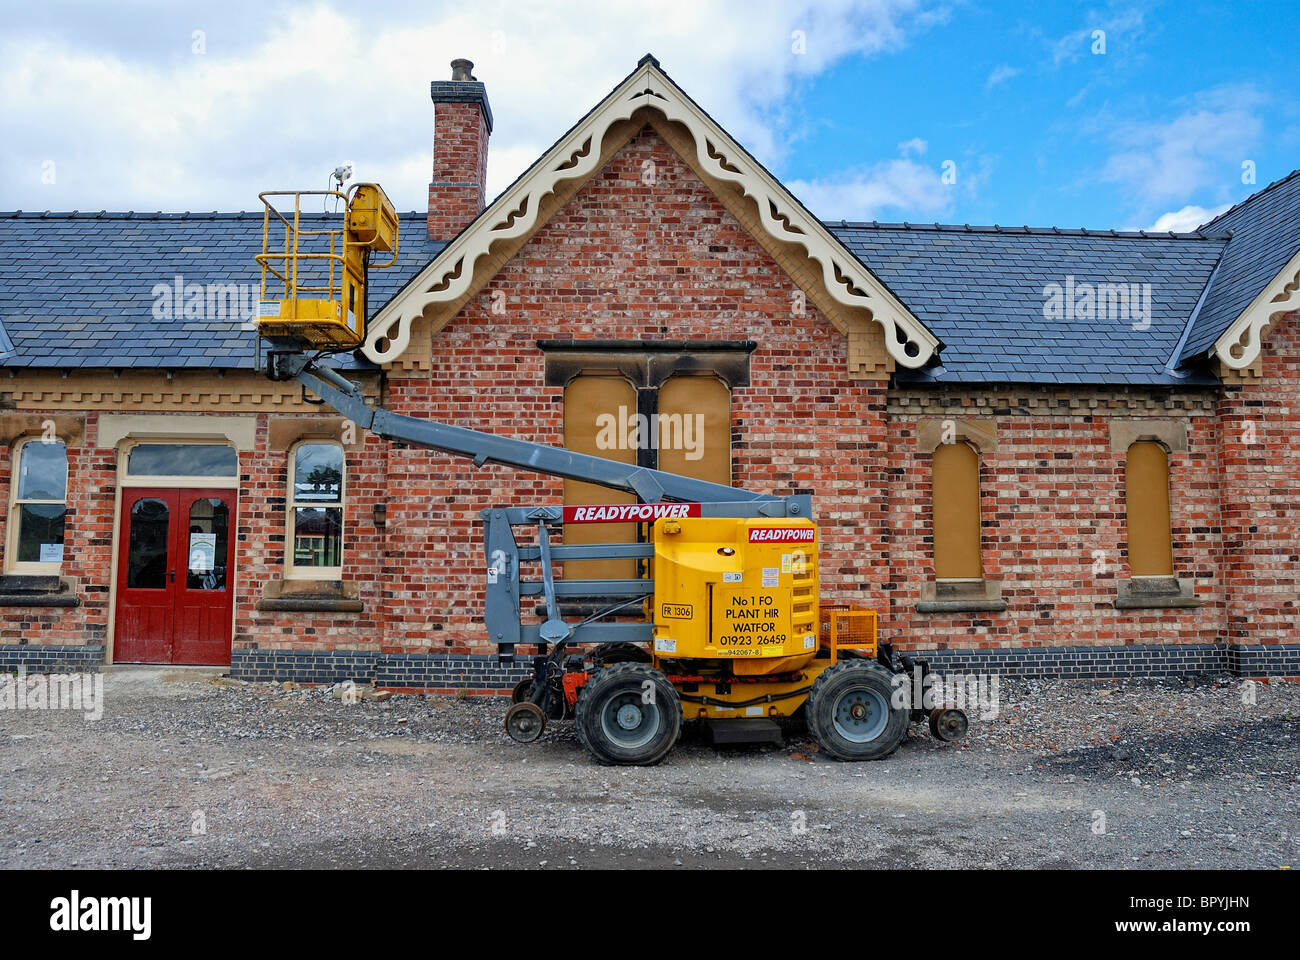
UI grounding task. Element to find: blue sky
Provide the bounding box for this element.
[780,0,1300,230]
[2,0,1297,232]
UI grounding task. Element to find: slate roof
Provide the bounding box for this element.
[1179,169,1300,362]
[829,223,1227,385]
[0,211,441,369]
[2,173,1296,387]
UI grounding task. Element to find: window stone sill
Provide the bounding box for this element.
[0,575,80,608]
[915,579,1007,614]
[1113,577,1201,610]
[256,579,363,613]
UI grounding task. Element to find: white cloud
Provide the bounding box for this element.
[787,155,953,222]
[1051,5,1147,65]
[0,0,946,212]
[1097,84,1264,221]
[984,64,1019,90]
[1147,203,1231,233]
[897,137,928,157]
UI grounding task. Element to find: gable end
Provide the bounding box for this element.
[362,60,940,377]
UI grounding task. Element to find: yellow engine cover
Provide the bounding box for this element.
[650,516,819,670]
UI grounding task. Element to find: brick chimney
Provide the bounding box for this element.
[428,58,492,240]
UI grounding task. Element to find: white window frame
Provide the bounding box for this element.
[7,435,70,575]
[120,439,240,489]
[285,439,345,581]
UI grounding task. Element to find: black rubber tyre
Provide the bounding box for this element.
[591,642,652,665]
[574,662,681,766]
[806,660,908,761]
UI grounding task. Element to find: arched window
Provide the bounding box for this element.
[8,437,69,573]
[287,441,345,578]
[563,374,639,581]
[656,374,731,487]
[1125,441,1174,577]
[931,440,982,580]
[561,371,734,581]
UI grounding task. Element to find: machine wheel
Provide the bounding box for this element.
[591,642,652,665]
[806,660,908,761]
[505,701,547,743]
[509,678,569,719]
[574,662,681,766]
[928,707,968,742]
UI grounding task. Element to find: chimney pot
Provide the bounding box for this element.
[450,58,475,81]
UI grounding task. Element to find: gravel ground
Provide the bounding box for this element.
[1,668,1296,869]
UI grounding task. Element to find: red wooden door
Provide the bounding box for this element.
[115,488,237,665]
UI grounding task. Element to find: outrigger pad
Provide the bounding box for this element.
[703,718,784,748]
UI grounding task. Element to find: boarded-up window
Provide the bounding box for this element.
[563,375,638,580]
[932,441,982,580]
[656,375,731,487]
[1125,441,1174,577]
[563,372,734,582]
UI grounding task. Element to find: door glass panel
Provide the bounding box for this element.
[293,507,342,568]
[186,498,229,590]
[127,498,170,589]
[127,444,237,477]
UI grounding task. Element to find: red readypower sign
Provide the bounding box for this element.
[747,526,815,543]
[563,502,703,524]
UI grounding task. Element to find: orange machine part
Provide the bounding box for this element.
[563,671,590,709]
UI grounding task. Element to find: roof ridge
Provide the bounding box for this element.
[825,219,1222,240]
[1197,167,1300,230]
[1167,249,1225,372]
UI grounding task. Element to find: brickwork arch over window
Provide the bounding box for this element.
[1125,440,1174,577]
[931,440,982,580]
[7,437,69,574]
[287,441,345,579]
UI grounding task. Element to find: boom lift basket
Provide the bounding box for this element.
[255,184,398,350]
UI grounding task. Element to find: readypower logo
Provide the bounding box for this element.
[563,502,701,523]
[748,527,815,543]
[49,891,151,940]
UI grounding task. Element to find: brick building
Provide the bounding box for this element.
[2,55,1297,688]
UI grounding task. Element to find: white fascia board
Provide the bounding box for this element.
[1213,246,1300,369]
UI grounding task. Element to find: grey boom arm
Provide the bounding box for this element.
[280,355,776,505]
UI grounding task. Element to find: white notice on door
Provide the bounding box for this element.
[188,533,216,572]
